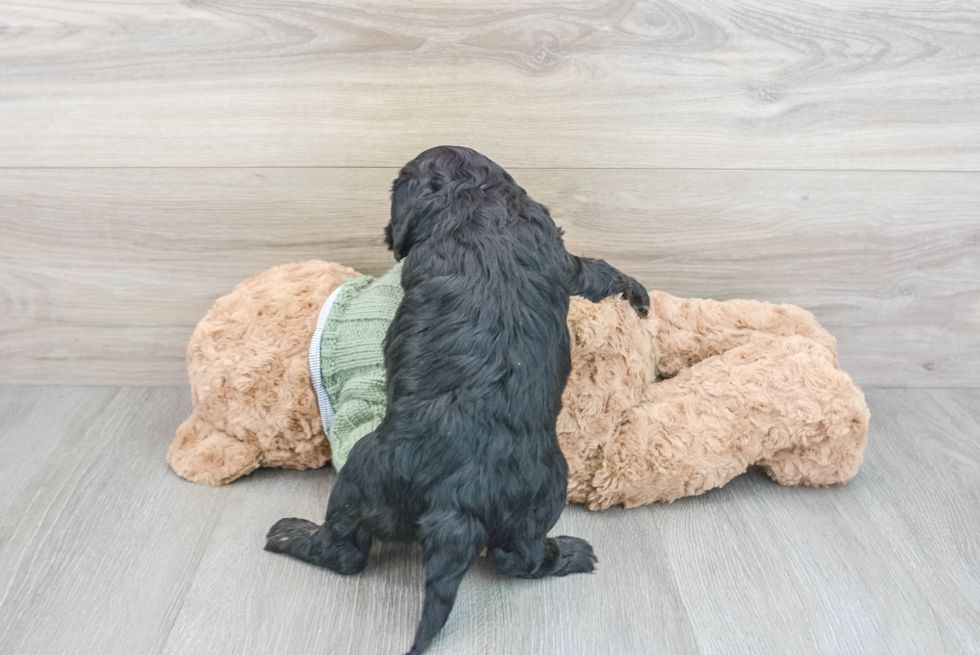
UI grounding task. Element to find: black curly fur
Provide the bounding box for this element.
[266,146,648,654]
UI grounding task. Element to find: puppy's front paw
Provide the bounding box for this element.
[621,276,650,317]
[265,517,319,554]
[553,535,598,575]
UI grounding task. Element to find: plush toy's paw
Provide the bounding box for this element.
[620,275,650,317]
[265,517,319,554]
[169,411,262,486]
[552,535,599,575]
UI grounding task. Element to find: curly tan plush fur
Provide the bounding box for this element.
[170,261,869,508]
[170,261,359,486]
[560,293,868,509]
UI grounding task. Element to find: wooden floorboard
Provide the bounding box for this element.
[0,386,116,529]
[1,0,978,168]
[0,388,226,655]
[0,386,977,654]
[2,167,977,388]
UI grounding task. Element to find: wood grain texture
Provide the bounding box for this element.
[1,0,978,168]
[0,386,115,522]
[1,167,978,387]
[0,386,977,654]
[0,387,228,654]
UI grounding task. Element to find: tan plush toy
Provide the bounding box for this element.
[169,260,869,510]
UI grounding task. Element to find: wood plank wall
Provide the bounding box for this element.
[1,0,978,386]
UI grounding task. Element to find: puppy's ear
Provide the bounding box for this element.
[387,175,421,262]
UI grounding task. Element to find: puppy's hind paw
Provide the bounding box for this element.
[553,535,598,576]
[264,517,319,554]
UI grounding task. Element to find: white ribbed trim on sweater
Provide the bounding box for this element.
[308,283,348,437]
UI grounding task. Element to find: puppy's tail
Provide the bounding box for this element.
[406,512,487,655]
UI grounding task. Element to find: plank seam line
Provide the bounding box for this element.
[1,167,979,174]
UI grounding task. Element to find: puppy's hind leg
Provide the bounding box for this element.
[264,517,372,576]
[407,512,487,655]
[265,472,374,575]
[489,534,597,579]
[266,431,394,574]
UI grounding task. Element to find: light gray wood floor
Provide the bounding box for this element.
[0,386,977,654]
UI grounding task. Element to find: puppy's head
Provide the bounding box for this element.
[386,145,516,261]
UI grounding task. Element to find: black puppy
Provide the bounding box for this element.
[265,146,649,654]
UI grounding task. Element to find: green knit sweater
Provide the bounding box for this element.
[319,263,404,469]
